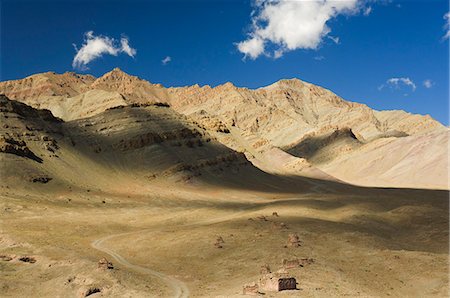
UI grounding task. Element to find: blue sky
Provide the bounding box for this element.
[1,0,449,124]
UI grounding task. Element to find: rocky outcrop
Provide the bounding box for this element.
[0,94,61,123]
[113,128,201,151]
[0,136,42,163]
[191,111,231,134]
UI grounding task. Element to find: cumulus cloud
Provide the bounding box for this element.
[161,56,172,65]
[314,55,325,61]
[236,37,265,60]
[236,0,365,59]
[423,79,434,89]
[72,31,136,70]
[444,12,450,40]
[379,77,417,92]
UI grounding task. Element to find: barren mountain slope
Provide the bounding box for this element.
[0,71,94,104]
[90,68,169,103]
[167,78,445,145]
[0,95,325,195]
[1,69,443,141]
[166,78,447,188]
[319,130,449,189]
[1,69,447,188]
[284,127,363,165]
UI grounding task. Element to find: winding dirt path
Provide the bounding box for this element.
[89,189,327,297]
[90,203,258,298]
[91,233,190,298]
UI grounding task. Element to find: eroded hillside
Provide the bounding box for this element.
[0,73,448,298]
[1,69,447,189]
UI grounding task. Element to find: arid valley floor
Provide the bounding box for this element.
[0,69,448,297]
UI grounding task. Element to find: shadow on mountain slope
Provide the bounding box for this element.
[1,95,449,201]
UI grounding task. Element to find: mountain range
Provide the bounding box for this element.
[1,68,447,189]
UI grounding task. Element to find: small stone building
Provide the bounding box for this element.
[259,272,297,292]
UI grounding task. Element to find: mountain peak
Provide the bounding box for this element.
[222,81,235,88]
[104,67,131,77]
[259,78,306,91]
[92,68,138,87]
[111,67,126,73]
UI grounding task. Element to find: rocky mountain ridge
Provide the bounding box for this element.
[1,68,447,188]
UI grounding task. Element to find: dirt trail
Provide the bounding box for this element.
[89,185,335,298]
[90,204,257,297]
[92,233,190,298]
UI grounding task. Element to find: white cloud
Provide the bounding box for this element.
[72,31,136,70]
[444,12,450,40]
[328,35,340,44]
[423,79,434,89]
[120,37,136,57]
[381,77,417,92]
[314,55,325,61]
[161,56,172,65]
[363,6,372,16]
[236,37,265,59]
[236,0,364,59]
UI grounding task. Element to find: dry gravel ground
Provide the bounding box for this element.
[0,182,448,297]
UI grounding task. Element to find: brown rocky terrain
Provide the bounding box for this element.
[0,70,448,297]
[0,68,447,188]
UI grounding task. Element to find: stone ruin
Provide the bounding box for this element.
[242,282,260,296]
[98,257,114,270]
[300,258,314,265]
[282,257,315,269]
[259,272,297,292]
[275,267,289,275]
[282,258,301,269]
[287,233,301,247]
[259,274,279,292]
[214,236,224,248]
[271,222,288,230]
[243,263,298,295]
[278,278,297,291]
[260,264,271,274]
